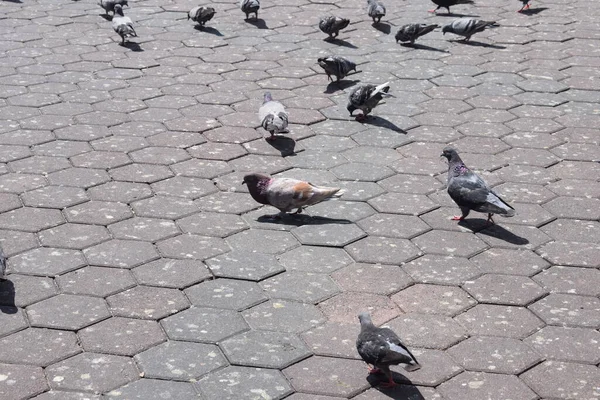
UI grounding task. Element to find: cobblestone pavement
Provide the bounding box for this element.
[0,0,599,398]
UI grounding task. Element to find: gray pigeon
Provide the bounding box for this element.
[188,6,216,27]
[317,56,357,82]
[429,0,474,14]
[319,15,350,38]
[395,23,438,44]
[112,4,137,44]
[518,0,531,12]
[356,312,421,388]
[242,173,344,216]
[347,82,392,121]
[258,92,288,141]
[441,147,515,223]
[98,0,128,16]
[442,18,499,41]
[241,0,260,19]
[367,0,386,23]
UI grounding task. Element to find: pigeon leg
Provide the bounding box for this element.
[525,3,530,9]
[368,365,382,374]
[486,213,496,225]
[451,216,465,221]
[428,6,439,13]
[355,113,367,122]
[265,133,276,141]
[294,207,303,214]
[378,367,397,388]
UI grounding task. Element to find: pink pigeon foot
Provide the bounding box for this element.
[451,216,465,221]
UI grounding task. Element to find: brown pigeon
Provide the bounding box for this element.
[242,173,344,216]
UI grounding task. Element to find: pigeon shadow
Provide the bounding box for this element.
[120,41,143,51]
[373,22,392,35]
[324,79,360,94]
[324,37,358,49]
[434,12,479,17]
[267,136,297,156]
[257,214,352,227]
[519,7,548,15]
[361,115,406,134]
[99,13,113,21]
[245,18,268,29]
[3,0,23,3]
[0,279,17,315]
[452,40,506,49]
[401,42,448,53]
[477,222,530,245]
[195,25,223,36]
[366,373,427,399]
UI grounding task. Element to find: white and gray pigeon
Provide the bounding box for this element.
[367,0,386,23]
[317,56,357,82]
[112,4,137,44]
[241,0,260,19]
[442,18,499,41]
[188,6,216,27]
[258,92,288,141]
[347,82,392,121]
[356,312,421,388]
[518,0,531,12]
[99,0,128,16]
[396,23,438,44]
[441,147,515,223]
[319,15,350,38]
[242,173,344,217]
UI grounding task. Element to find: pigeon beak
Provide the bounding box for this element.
[241,181,246,185]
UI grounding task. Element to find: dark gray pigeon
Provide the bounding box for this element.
[99,0,128,16]
[429,0,474,14]
[241,0,260,19]
[188,6,216,27]
[317,56,357,82]
[442,18,499,41]
[112,4,137,44]
[395,23,438,44]
[367,0,386,23]
[319,15,350,38]
[347,82,392,121]
[518,0,531,12]
[442,147,515,223]
[356,312,420,388]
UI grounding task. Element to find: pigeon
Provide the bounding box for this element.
[317,56,357,82]
[347,82,392,121]
[518,0,531,12]
[241,0,260,19]
[319,15,350,38]
[395,23,438,44]
[441,147,515,224]
[367,0,386,23]
[429,0,474,14]
[188,6,216,27]
[442,18,498,41]
[258,92,289,141]
[356,312,421,388]
[242,173,344,216]
[98,0,128,16]
[112,4,137,44]
[0,247,5,281]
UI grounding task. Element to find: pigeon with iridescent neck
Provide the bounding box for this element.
[347,82,392,121]
[112,4,137,44]
[258,92,288,141]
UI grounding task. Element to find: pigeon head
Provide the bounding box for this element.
[357,312,373,326]
[441,147,462,163]
[441,25,451,35]
[347,102,357,116]
[122,0,129,7]
[242,173,271,205]
[114,4,125,15]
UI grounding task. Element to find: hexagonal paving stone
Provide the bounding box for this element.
[395,348,463,387]
[455,304,544,338]
[447,336,541,374]
[196,366,292,400]
[104,379,197,400]
[332,263,413,295]
[48,167,110,188]
[543,196,600,220]
[87,182,152,203]
[529,293,600,328]
[386,313,468,350]
[151,176,216,199]
[357,214,430,239]
[133,258,211,289]
[291,223,367,247]
[161,307,249,343]
[463,274,546,306]
[537,241,600,268]
[0,328,80,367]
[78,317,166,357]
[318,292,401,326]
[525,325,600,364]
[56,267,136,297]
[470,248,549,276]
[0,363,48,400]
[177,212,247,238]
[392,284,476,317]
[185,279,267,311]
[368,192,439,215]
[345,236,422,265]
[132,196,198,220]
[532,266,600,296]
[27,294,109,331]
[540,219,600,243]
[29,391,101,400]
[0,275,57,308]
[204,251,284,281]
[412,230,488,258]
[0,207,64,232]
[108,217,180,242]
[220,330,311,369]
[226,230,299,254]
[8,248,86,277]
[157,234,229,261]
[402,255,482,285]
[135,341,226,381]
[438,371,537,400]
[39,224,111,250]
[107,286,189,320]
[243,300,324,333]
[84,239,159,268]
[64,201,133,225]
[521,361,600,400]
[278,246,353,273]
[0,308,27,337]
[301,322,361,359]
[45,353,138,394]
[259,271,339,304]
[21,186,88,209]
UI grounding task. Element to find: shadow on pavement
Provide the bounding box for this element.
[366,373,427,399]
[324,79,360,94]
[401,42,448,53]
[245,18,268,29]
[120,41,143,51]
[195,26,223,36]
[325,37,358,49]
[477,223,530,245]
[0,279,17,315]
[267,136,297,156]
[257,214,352,226]
[452,40,506,49]
[519,7,548,15]
[361,115,406,134]
[373,22,392,34]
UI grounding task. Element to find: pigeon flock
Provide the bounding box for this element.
[95,0,524,388]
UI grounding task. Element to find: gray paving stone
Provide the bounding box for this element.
[332,263,412,295]
[403,255,482,285]
[521,361,600,400]
[84,239,159,268]
[301,322,360,359]
[529,293,600,329]
[104,379,197,400]
[368,192,439,215]
[87,182,152,204]
[176,212,247,238]
[157,234,229,261]
[107,286,189,320]
[30,391,100,400]
[108,217,180,242]
[0,328,80,367]
[524,325,600,364]
[277,246,353,273]
[0,207,64,232]
[386,313,468,350]
[533,265,600,297]
[185,279,267,311]
[463,274,546,306]
[227,229,299,254]
[243,299,324,333]
[319,292,401,326]
[345,236,422,265]
[27,294,109,331]
[132,196,199,219]
[259,271,339,304]
[0,274,56,309]
[9,248,86,277]
[470,248,549,276]
[133,258,211,289]
[455,304,544,338]
[438,371,537,400]
[22,186,89,209]
[197,366,292,400]
[161,306,249,343]
[205,251,284,281]
[0,363,48,400]
[291,223,367,247]
[392,284,476,317]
